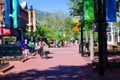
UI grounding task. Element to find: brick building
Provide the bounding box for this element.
[0,0,28,41]
[0,0,36,41]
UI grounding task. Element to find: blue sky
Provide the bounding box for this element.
[19,0,70,13]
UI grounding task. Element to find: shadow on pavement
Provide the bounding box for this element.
[0,65,100,80]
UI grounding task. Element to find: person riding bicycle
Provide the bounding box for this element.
[39,39,49,58]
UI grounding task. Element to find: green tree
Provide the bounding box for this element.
[36,11,74,41]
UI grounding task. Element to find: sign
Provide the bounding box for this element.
[0,28,11,36]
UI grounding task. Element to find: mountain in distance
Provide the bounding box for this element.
[36,10,51,21]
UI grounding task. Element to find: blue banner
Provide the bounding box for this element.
[106,0,116,22]
[4,0,11,28]
[17,0,20,28]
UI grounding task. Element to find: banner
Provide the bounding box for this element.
[84,0,94,22]
[33,10,36,32]
[4,0,11,28]
[106,0,116,22]
[12,0,20,28]
[73,17,79,25]
[73,26,79,32]
[58,30,62,36]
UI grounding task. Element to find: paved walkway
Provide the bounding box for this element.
[0,44,120,80]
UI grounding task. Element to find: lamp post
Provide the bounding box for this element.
[30,5,33,41]
[79,21,84,56]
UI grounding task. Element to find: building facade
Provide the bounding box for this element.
[0,0,28,41]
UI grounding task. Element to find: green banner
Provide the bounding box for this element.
[84,0,94,22]
[12,0,19,28]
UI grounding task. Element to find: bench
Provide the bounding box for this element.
[108,45,120,51]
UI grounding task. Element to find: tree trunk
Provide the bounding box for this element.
[90,24,94,61]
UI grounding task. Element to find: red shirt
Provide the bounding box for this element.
[39,41,43,50]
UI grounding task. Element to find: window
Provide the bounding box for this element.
[107,27,111,32]
[107,33,111,41]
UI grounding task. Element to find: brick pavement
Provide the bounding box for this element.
[0,44,119,80]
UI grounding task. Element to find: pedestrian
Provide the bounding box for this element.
[23,39,29,58]
[85,42,89,52]
[72,39,75,46]
[38,39,43,57]
[38,39,49,58]
[20,38,25,47]
[28,40,34,54]
[55,40,59,48]
[42,41,49,58]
